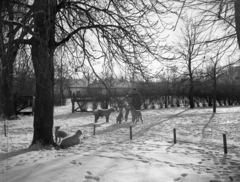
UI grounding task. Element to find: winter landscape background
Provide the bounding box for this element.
[1,99,240,182]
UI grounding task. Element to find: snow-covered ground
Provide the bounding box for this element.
[1,100,240,182]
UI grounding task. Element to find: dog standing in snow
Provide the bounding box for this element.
[124,105,130,122]
[116,107,123,124]
[128,105,143,124]
[93,107,115,123]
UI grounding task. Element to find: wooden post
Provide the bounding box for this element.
[4,124,7,137]
[93,124,96,135]
[32,95,35,116]
[130,125,132,140]
[4,119,7,137]
[173,128,177,144]
[223,134,227,154]
[72,93,76,113]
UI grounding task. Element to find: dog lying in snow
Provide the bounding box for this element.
[60,130,82,148]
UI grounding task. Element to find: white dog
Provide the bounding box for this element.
[55,126,68,143]
[60,130,82,148]
[93,107,115,123]
[128,105,143,124]
[116,107,123,124]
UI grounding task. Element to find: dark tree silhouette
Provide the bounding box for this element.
[1,0,174,147]
[0,0,28,117]
[184,0,239,48]
[174,17,207,108]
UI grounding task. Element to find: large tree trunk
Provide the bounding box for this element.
[0,2,3,115]
[0,2,18,118]
[1,55,16,117]
[188,58,195,109]
[188,76,195,109]
[188,85,194,108]
[235,0,240,47]
[30,0,56,146]
[212,68,217,113]
[31,43,55,146]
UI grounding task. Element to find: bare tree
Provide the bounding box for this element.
[236,0,240,47]
[0,0,29,117]
[204,46,226,113]
[14,45,35,96]
[181,0,239,48]
[174,17,207,108]
[2,0,174,147]
[220,59,240,105]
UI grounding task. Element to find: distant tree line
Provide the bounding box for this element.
[136,65,240,109]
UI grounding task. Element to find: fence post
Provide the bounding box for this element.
[130,125,132,140]
[173,128,177,144]
[4,119,7,137]
[4,124,7,137]
[71,100,75,113]
[71,93,76,113]
[93,124,96,135]
[223,134,227,154]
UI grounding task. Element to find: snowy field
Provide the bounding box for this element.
[1,100,240,182]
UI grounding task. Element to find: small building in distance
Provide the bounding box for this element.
[67,79,88,97]
[68,78,136,98]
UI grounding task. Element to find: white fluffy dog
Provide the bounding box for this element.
[116,107,123,124]
[60,130,82,148]
[128,105,143,124]
[93,107,115,123]
[55,126,68,143]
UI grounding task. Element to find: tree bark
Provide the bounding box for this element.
[30,0,57,146]
[188,75,195,108]
[212,67,217,113]
[235,0,240,48]
[1,54,16,117]
[31,43,55,146]
[0,2,18,117]
[188,85,194,108]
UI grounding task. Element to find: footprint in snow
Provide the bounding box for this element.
[6,166,12,170]
[163,161,171,164]
[181,173,188,177]
[141,160,149,163]
[14,161,25,167]
[85,174,100,181]
[85,171,100,181]
[173,177,181,181]
[87,171,92,175]
[70,160,82,165]
[136,155,142,159]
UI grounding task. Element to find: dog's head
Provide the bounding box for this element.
[55,126,60,130]
[110,107,115,112]
[127,105,135,110]
[75,130,83,137]
[119,107,123,111]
